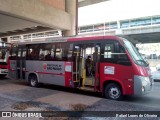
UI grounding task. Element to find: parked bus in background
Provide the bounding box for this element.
[8,36,152,100]
[0,40,11,78]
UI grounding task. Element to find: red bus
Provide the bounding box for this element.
[0,41,10,78]
[8,36,152,100]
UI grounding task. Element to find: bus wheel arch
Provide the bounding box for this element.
[28,73,39,87]
[103,80,123,100]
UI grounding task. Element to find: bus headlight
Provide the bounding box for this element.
[141,77,150,86]
[142,79,148,86]
[142,86,145,92]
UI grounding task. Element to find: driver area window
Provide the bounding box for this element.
[102,41,131,66]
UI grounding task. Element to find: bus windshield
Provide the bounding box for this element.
[122,39,148,67]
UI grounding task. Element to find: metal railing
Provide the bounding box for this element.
[78,15,160,34]
[6,15,160,43]
[8,30,62,43]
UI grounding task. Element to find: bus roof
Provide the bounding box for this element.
[68,35,119,42]
[12,35,120,45]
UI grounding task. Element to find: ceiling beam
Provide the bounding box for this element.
[78,0,109,7]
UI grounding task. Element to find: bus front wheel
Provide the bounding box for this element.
[29,75,39,87]
[104,83,123,100]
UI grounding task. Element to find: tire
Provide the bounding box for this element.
[104,83,123,100]
[0,74,6,79]
[28,75,39,87]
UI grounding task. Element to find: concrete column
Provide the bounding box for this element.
[0,0,70,30]
[63,0,78,37]
[117,20,121,29]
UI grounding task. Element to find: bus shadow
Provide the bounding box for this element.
[123,95,142,101]
[0,76,9,80]
[41,84,152,102]
[39,84,102,98]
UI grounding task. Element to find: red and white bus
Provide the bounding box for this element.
[0,41,10,78]
[8,36,152,100]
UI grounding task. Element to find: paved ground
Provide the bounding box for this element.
[0,77,160,120]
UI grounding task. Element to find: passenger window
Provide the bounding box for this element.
[39,44,53,61]
[22,51,26,57]
[55,43,71,61]
[10,46,17,60]
[55,48,62,59]
[39,49,45,60]
[62,44,69,60]
[67,44,73,60]
[104,44,114,59]
[26,45,39,60]
[55,44,62,60]
[51,46,55,59]
[102,42,131,65]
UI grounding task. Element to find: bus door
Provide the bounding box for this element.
[84,43,100,91]
[100,41,133,94]
[73,43,100,91]
[17,46,26,80]
[93,44,100,91]
[8,45,17,79]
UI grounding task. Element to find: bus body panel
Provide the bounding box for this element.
[117,37,152,96]
[134,75,152,96]
[133,64,151,77]
[100,62,134,95]
[132,64,152,96]
[26,61,65,86]
[8,60,17,79]
[64,62,72,87]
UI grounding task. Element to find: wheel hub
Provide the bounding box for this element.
[109,87,120,99]
[31,79,36,86]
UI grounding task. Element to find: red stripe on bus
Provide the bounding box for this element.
[0,65,8,69]
[68,36,104,42]
[67,36,119,42]
[36,71,65,76]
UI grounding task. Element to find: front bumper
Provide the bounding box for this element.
[134,75,152,96]
[0,69,8,74]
